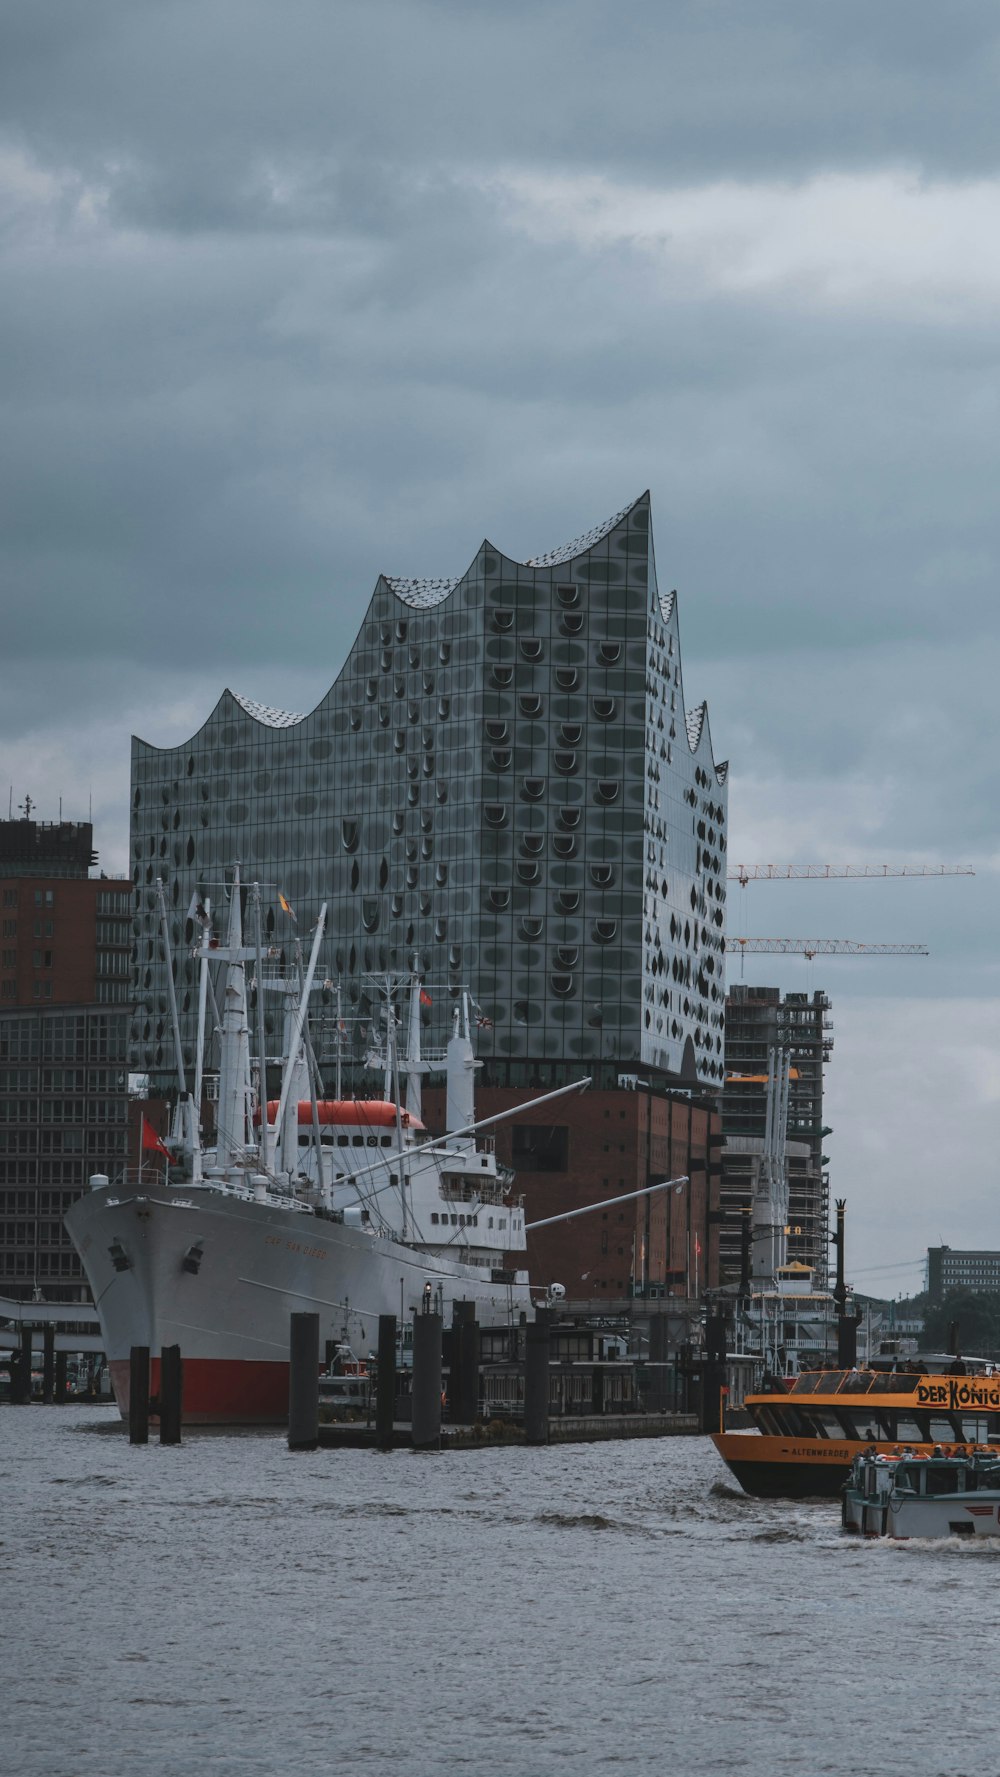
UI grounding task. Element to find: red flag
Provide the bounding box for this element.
[419,989,432,1007]
[141,1118,172,1160]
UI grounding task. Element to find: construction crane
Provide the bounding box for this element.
[729,864,973,886]
[727,938,929,959]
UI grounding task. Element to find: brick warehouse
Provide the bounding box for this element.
[424,1079,721,1299]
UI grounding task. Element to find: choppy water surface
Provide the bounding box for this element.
[6,1409,999,1777]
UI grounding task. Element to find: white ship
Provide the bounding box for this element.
[66,873,585,1424]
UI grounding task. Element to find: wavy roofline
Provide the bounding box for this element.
[383,492,649,609]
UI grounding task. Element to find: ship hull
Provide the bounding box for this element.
[66,1183,531,1425]
[712,1431,856,1498]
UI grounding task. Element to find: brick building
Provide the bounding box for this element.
[424,1077,721,1301]
[0,814,132,1302]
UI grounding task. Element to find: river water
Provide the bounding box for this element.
[6,1407,998,1777]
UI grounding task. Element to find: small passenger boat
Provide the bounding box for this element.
[842,1448,1000,1538]
[712,1358,1000,1498]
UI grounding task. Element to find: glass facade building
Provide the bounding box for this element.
[130,494,728,1093]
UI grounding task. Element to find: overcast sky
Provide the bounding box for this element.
[2,1,997,1292]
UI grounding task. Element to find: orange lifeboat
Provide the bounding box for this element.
[258,1099,424,1130]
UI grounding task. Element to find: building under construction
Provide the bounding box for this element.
[720,985,833,1283]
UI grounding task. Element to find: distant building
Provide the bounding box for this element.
[720,986,833,1280]
[927,1246,1000,1303]
[0,816,132,1302]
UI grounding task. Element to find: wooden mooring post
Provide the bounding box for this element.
[129,1346,150,1445]
[159,1345,183,1444]
[411,1311,443,1451]
[288,1312,320,1451]
[375,1313,397,1452]
[524,1310,552,1446]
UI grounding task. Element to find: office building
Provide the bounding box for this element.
[927,1247,1000,1303]
[720,985,833,1280]
[0,815,132,1302]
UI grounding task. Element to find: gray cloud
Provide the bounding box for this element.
[1,2,998,1273]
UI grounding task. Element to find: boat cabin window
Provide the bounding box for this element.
[928,1416,960,1443]
[893,1416,925,1442]
[840,1371,874,1394]
[813,1372,847,1395]
[869,1371,921,1394]
[799,1410,845,1439]
[337,1135,349,1147]
[962,1416,990,1443]
[926,1466,961,1494]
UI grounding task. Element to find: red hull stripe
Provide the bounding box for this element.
[110,1356,291,1425]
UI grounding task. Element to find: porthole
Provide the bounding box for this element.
[553,834,576,858]
[560,613,584,635]
[557,891,580,914]
[492,610,514,632]
[592,697,617,720]
[366,678,378,701]
[550,972,575,998]
[490,748,512,770]
[596,781,620,804]
[435,864,448,886]
[559,723,582,744]
[590,864,615,886]
[439,642,451,663]
[434,916,448,941]
[391,812,404,835]
[554,751,578,775]
[521,833,545,856]
[350,711,362,732]
[484,805,507,828]
[520,637,543,660]
[598,642,622,664]
[521,777,545,801]
[485,720,509,741]
[519,694,543,716]
[516,861,540,884]
[393,731,406,753]
[555,669,579,690]
[559,807,581,829]
[594,919,618,943]
[395,621,408,642]
[489,888,511,911]
[520,917,544,939]
[361,898,380,933]
[557,945,579,966]
[556,584,580,607]
[491,666,513,688]
[342,820,359,853]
